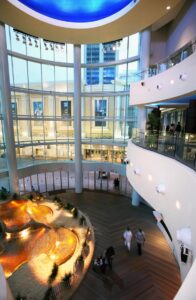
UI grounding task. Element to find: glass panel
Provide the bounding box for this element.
[43,95,55,116]
[55,66,67,92]
[54,43,66,62]
[44,120,56,141]
[27,37,41,58]
[45,145,56,160]
[42,64,55,91]
[9,27,27,55]
[57,144,69,159]
[67,68,74,92]
[82,121,92,140]
[40,39,54,61]
[118,37,128,60]
[28,61,42,90]
[128,33,140,57]
[128,60,139,83]
[67,44,74,63]
[94,99,107,127]
[32,120,44,142]
[13,92,30,116]
[82,97,92,117]
[12,57,28,88]
[115,64,127,91]
[18,120,32,142]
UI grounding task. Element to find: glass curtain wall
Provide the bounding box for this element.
[5,26,140,167]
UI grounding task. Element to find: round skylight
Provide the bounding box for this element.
[14,0,136,27]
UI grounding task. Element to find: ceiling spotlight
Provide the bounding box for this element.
[179,73,187,81]
[170,79,174,84]
[34,39,39,48]
[28,37,32,46]
[22,35,26,44]
[156,184,166,194]
[134,168,141,175]
[44,42,48,50]
[166,6,171,10]
[16,33,20,41]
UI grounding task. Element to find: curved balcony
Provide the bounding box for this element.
[130,39,196,106]
[132,130,196,171]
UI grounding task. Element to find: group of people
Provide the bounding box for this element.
[166,122,181,135]
[93,228,145,274]
[93,246,115,274]
[123,227,145,256]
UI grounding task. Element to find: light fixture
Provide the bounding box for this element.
[16,33,20,41]
[44,42,49,50]
[34,39,39,48]
[156,184,165,194]
[166,5,171,10]
[102,39,122,53]
[179,73,187,81]
[133,168,141,175]
[22,35,26,44]
[176,201,181,209]
[28,37,32,46]
[170,79,174,84]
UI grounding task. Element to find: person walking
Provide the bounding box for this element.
[135,228,145,256]
[123,227,133,252]
[105,246,115,270]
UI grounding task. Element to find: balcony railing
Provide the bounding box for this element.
[132,130,196,171]
[135,38,196,80]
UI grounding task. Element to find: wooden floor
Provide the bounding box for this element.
[59,191,181,300]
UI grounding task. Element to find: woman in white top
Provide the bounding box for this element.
[123,227,133,251]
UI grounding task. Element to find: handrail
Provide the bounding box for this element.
[135,38,196,80]
[131,130,196,171]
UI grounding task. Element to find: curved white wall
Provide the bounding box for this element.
[130,50,196,105]
[126,141,196,281]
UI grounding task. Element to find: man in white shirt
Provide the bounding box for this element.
[123,227,133,251]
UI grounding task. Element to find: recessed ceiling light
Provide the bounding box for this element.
[166,6,171,10]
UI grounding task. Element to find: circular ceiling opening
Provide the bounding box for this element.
[11,0,137,28]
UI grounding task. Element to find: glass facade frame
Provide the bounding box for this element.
[2,25,140,170]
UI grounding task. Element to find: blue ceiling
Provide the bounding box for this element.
[17,0,134,23]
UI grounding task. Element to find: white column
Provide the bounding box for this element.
[140,28,151,77]
[0,23,19,193]
[132,188,141,206]
[74,44,82,193]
